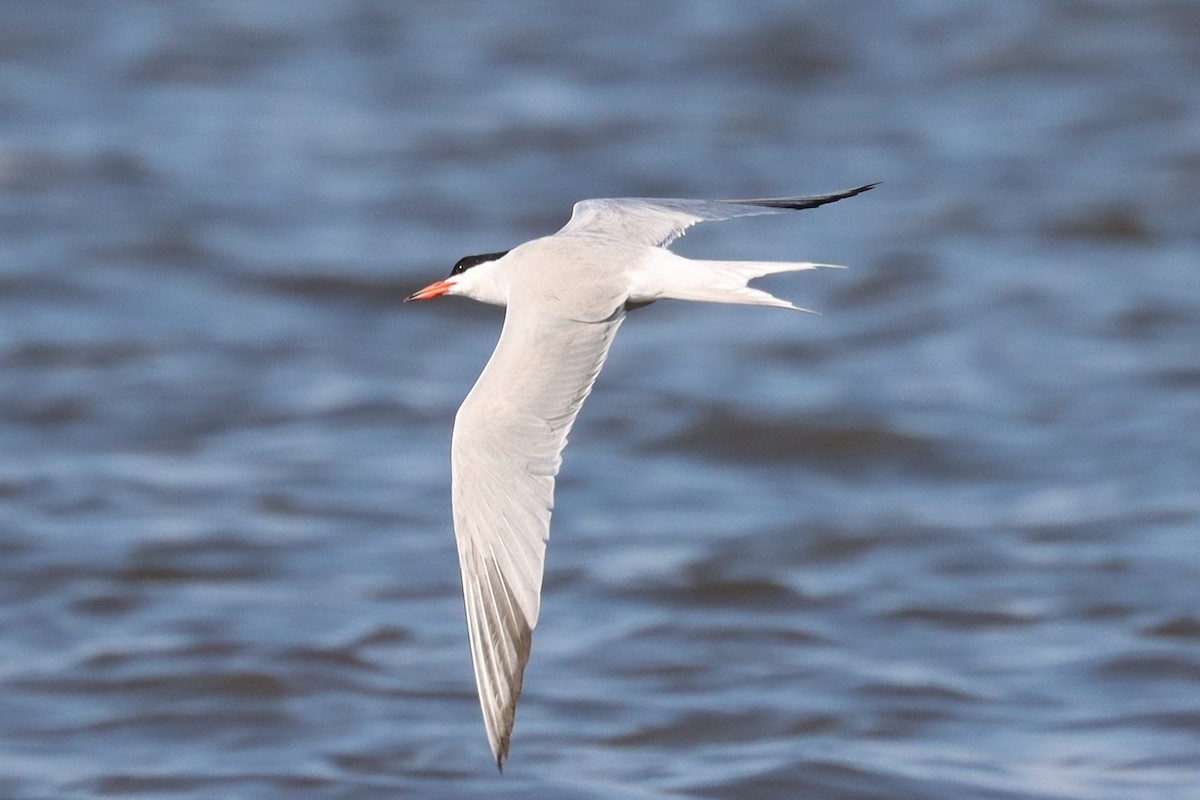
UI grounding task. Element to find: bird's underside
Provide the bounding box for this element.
[419,183,875,768]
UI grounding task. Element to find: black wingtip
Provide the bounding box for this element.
[495,736,510,772]
[733,182,879,211]
[827,182,879,203]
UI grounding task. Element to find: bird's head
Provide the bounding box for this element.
[405,250,511,306]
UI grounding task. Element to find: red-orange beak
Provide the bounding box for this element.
[404,279,454,302]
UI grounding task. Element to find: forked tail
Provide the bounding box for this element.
[631,249,845,311]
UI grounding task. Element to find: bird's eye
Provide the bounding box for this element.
[450,255,477,276]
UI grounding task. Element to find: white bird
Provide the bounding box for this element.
[405,183,875,769]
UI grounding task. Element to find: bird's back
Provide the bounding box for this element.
[505,234,642,322]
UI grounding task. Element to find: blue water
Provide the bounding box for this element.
[1,2,1198,798]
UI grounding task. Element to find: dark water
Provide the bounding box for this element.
[2,2,1199,798]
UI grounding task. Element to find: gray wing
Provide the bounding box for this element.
[556,183,876,247]
[451,303,625,769]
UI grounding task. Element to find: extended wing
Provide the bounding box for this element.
[451,302,624,769]
[556,183,876,247]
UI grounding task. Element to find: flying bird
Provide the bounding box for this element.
[405,183,875,768]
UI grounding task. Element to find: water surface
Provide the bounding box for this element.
[1,2,1198,798]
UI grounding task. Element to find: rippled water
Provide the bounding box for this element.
[2,2,1198,798]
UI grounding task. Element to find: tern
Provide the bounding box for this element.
[406,183,875,768]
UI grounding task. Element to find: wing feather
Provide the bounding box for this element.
[451,303,624,768]
[557,183,876,247]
